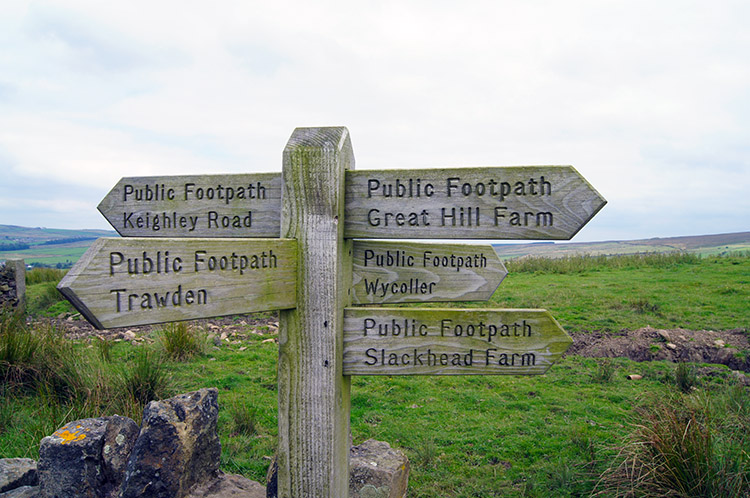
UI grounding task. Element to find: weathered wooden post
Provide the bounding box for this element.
[277,127,354,497]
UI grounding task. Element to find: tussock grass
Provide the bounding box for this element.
[25,267,66,285]
[120,348,171,410]
[0,310,84,403]
[158,322,206,361]
[675,362,698,393]
[506,252,703,274]
[25,282,63,315]
[226,400,258,436]
[0,306,173,440]
[591,359,616,384]
[595,388,750,497]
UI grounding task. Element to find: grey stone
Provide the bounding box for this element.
[349,439,409,498]
[38,417,109,498]
[37,415,139,498]
[101,416,139,498]
[187,472,265,498]
[0,485,39,498]
[121,388,221,498]
[0,458,39,493]
[731,370,750,386]
[0,459,37,493]
[266,439,410,498]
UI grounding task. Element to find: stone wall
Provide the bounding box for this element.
[0,259,25,312]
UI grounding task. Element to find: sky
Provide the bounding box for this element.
[0,0,748,242]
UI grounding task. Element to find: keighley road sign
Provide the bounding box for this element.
[98,173,282,238]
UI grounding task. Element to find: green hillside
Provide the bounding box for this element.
[494,231,750,259]
[2,223,749,267]
[0,224,117,267]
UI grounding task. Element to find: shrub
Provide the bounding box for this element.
[159,322,205,361]
[0,310,85,403]
[595,390,749,497]
[120,348,171,408]
[675,362,697,393]
[591,359,615,384]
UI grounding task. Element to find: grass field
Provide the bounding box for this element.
[2,253,749,497]
[0,224,115,266]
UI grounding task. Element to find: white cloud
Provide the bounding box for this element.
[0,0,748,239]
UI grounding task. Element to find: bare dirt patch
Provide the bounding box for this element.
[568,327,750,372]
[40,313,279,345]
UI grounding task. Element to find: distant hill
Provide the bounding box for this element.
[0,224,116,243]
[2,224,748,266]
[0,224,117,267]
[493,231,750,259]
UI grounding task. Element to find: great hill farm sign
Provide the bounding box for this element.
[59,127,606,498]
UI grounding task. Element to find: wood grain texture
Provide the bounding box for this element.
[344,166,606,239]
[98,173,281,237]
[351,240,507,304]
[57,238,296,329]
[277,127,353,498]
[343,308,572,375]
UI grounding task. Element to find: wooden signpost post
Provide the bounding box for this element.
[59,126,605,498]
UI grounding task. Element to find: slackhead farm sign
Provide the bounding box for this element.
[58,127,606,498]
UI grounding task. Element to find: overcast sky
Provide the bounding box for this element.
[1,0,748,242]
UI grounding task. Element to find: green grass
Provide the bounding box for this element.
[2,244,89,266]
[2,252,748,496]
[491,253,750,333]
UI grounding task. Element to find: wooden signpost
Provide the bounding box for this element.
[351,240,506,304]
[343,308,570,375]
[59,126,605,498]
[345,167,606,239]
[58,238,296,329]
[98,173,282,237]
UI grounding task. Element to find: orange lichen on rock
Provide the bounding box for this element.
[53,427,87,445]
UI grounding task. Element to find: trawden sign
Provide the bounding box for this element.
[343,307,571,375]
[58,237,296,329]
[345,166,606,239]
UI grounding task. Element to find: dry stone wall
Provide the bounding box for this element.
[0,259,25,311]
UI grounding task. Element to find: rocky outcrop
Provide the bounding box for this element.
[0,459,37,494]
[186,472,265,498]
[1,388,409,498]
[37,415,139,498]
[349,439,409,498]
[265,439,410,498]
[120,389,221,498]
